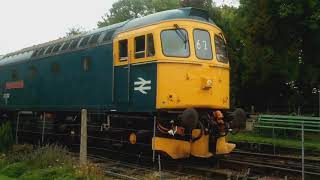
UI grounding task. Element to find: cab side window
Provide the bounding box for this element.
[147,34,155,57]
[135,36,145,59]
[119,39,128,61]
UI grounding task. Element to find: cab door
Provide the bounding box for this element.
[113,38,131,111]
[113,33,157,112]
[129,34,157,112]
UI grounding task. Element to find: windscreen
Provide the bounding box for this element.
[194,29,213,60]
[161,29,190,57]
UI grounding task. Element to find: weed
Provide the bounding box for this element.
[20,166,80,180]
[0,144,110,179]
[27,144,75,169]
[76,161,106,180]
[7,144,33,163]
[0,122,14,153]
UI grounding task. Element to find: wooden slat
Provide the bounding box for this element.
[258,121,318,127]
[254,125,320,132]
[258,118,320,124]
[260,115,320,121]
[255,114,320,133]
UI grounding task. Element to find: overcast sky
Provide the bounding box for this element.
[0,0,239,55]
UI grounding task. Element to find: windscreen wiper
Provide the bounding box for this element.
[174,24,188,47]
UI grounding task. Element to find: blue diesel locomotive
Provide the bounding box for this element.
[0,8,242,159]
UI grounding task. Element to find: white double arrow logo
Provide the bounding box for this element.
[134,77,151,94]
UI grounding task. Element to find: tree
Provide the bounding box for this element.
[180,0,213,9]
[233,0,320,112]
[66,26,85,37]
[97,0,217,27]
[96,0,320,113]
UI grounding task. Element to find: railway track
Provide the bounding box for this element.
[87,153,203,180]
[84,147,320,179]
[219,150,320,178]
[18,130,320,179]
[79,146,278,179]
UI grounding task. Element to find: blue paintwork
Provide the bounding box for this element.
[0,7,213,112]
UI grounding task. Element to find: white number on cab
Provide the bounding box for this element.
[196,40,208,50]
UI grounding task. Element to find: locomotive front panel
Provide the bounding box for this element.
[155,20,230,110]
[152,20,234,159]
[157,63,229,109]
[112,19,235,159]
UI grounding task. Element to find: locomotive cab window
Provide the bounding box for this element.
[135,35,145,59]
[161,29,190,57]
[194,29,212,60]
[214,35,228,63]
[119,39,128,61]
[147,33,155,57]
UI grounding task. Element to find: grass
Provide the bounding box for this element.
[0,144,108,180]
[228,131,320,151]
[0,121,14,153]
[0,175,15,180]
[0,121,107,179]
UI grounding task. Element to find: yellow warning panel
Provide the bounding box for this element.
[216,136,236,154]
[152,137,190,159]
[190,129,213,158]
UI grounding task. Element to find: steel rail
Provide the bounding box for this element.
[223,151,320,177]
[220,159,320,176]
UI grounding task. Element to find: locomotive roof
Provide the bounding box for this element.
[0,7,215,65]
[117,7,215,32]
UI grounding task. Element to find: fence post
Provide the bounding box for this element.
[272,116,275,155]
[15,112,20,144]
[80,109,88,167]
[41,112,46,144]
[158,154,162,180]
[318,87,320,117]
[301,122,304,180]
[152,116,156,163]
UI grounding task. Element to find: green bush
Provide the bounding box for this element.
[20,166,80,180]
[0,162,28,178]
[0,122,14,153]
[0,144,106,179]
[0,158,8,170]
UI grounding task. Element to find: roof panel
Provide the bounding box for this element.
[0,8,215,66]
